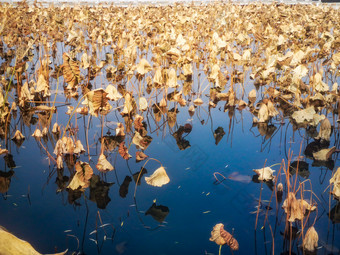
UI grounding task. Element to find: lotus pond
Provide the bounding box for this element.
[0,1,340,255]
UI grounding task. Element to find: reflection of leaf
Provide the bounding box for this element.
[133,168,147,185]
[0,227,67,255]
[119,176,132,198]
[0,170,14,193]
[328,202,340,224]
[145,166,170,187]
[145,203,169,223]
[214,127,225,145]
[289,161,309,178]
[90,175,113,209]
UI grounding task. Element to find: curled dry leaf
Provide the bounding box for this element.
[61,52,80,89]
[96,154,114,172]
[83,88,112,117]
[303,227,318,252]
[136,58,152,75]
[282,192,316,222]
[139,97,148,111]
[330,167,340,200]
[132,131,146,150]
[258,103,269,123]
[0,227,67,255]
[52,123,60,134]
[209,223,239,250]
[74,140,85,154]
[67,161,93,190]
[105,84,122,101]
[56,154,63,169]
[118,141,132,160]
[253,167,275,181]
[145,166,170,187]
[312,146,336,161]
[316,118,331,141]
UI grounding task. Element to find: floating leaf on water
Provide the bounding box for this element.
[209,223,239,250]
[253,167,275,181]
[145,166,170,187]
[145,203,169,223]
[303,227,318,252]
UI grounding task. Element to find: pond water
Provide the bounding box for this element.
[0,2,340,255]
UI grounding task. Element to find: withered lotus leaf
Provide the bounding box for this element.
[313,146,336,161]
[316,118,331,141]
[330,167,340,200]
[11,130,25,141]
[96,154,114,172]
[68,161,93,190]
[121,92,136,116]
[36,74,50,97]
[83,88,112,117]
[132,131,146,150]
[167,68,179,88]
[209,223,239,250]
[139,97,148,111]
[253,167,275,181]
[258,103,269,123]
[303,227,318,252]
[159,98,167,108]
[61,52,80,89]
[291,107,316,125]
[136,58,152,75]
[74,140,85,154]
[193,98,203,105]
[145,166,170,187]
[118,142,132,160]
[282,192,316,222]
[105,84,122,101]
[0,227,67,255]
